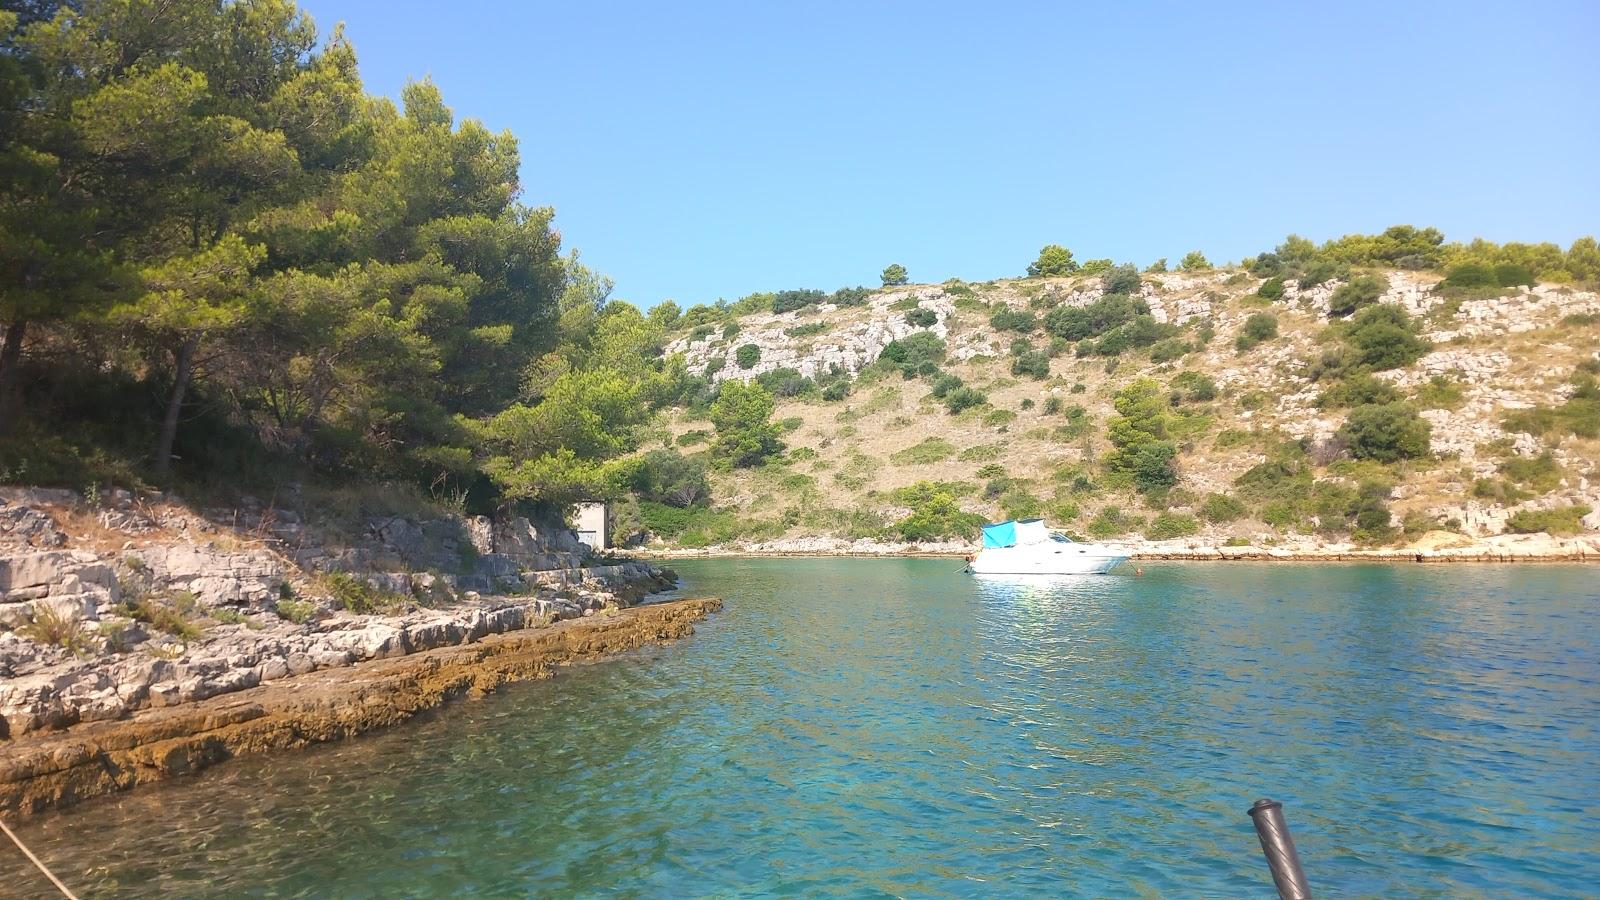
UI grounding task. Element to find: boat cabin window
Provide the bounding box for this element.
[1049,533,1074,543]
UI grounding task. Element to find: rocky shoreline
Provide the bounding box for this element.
[0,597,720,817]
[0,486,724,816]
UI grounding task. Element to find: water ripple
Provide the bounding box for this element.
[3,560,1598,897]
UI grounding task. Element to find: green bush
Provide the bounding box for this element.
[881,263,909,286]
[943,386,988,414]
[1102,264,1142,295]
[754,367,816,398]
[891,437,956,465]
[735,343,761,369]
[1338,402,1432,462]
[1502,372,1600,438]
[786,322,829,338]
[1042,396,1063,415]
[1498,452,1565,493]
[1504,505,1590,537]
[1299,259,1349,289]
[1414,375,1466,410]
[704,358,725,378]
[879,332,947,377]
[1316,372,1401,409]
[1200,492,1247,523]
[983,408,1017,428]
[1179,251,1212,271]
[1256,277,1286,300]
[905,307,937,328]
[1170,372,1217,404]
[831,286,872,306]
[772,289,826,314]
[1340,304,1430,373]
[976,463,1007,479]
[892,482,986,541]
[1087,506,1138,538]
[676,429,710,447]
[1146,513,1200,540]
[1011,349,1051,379]
[1234,312,1279,351]
[1327,274,1389,317]
[1043,293,1146,341]
[821,381,851,402]
[990,307,1038,333]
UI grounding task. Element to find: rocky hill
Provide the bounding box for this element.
[645,267,1600,556]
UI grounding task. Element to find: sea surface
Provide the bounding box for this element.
[5,560,1598,897]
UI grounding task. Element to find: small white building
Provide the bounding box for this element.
[573,501,608,550]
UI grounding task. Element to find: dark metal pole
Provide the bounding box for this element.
[1248,798,1311,899]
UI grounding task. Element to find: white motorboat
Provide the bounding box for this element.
[968,518,1128,575]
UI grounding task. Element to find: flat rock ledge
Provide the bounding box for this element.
[0,597,721,817]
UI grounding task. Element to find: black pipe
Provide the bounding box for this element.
[1248,798,1311,899]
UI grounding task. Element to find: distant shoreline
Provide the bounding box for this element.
[628,533,1598,564]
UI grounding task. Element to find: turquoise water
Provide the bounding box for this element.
[5,560,1599,897]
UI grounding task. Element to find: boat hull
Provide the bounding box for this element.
[969,546,1127,575]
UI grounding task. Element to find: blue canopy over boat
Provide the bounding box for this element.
[982,520,1017,549]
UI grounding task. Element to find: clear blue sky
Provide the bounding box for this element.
[306,0,1599,307]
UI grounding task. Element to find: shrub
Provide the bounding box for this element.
[990,307,1038,333]
[1498,452,1564,493]
[905,307,937,328]
[976,463,1007,478]
[1042,396,1063,415]
[1440,262,1531,290]
[881,263,909,286]
[786,322,828,338]
[1342,304,1430,373]
[1505,505,1590,537]
[772,289,827,314]
[735,343,761,369]
[929,372,964,399]
[1179,251,1212,271]
[322,574,404,615]
[631,449,711,507]
[1147,513,1200,540]
[1011,350,1051,379]
[1502,372,1600,438]
[1327,274,1389,317]
[1044,293,1146,341]
[892,482,986,541]
[677,429,711,447]
[1102,264,1142,295]
[704,357,725,378]
[831,286,872,306]
[276,597,316,625]
[1338,402,1432,462]
[1299,259,1349,289]
[121,591,205,640]
[1494,263,1535,288]
[1200,492,1247,523]
[1149,339,1192,363]
[722,322,741,340]
[1414,375,1466,410]
[17,605,89,652]
[1256,277,1286,300]
[1316,373,1401,409]
[959,443,1001,462]
[879,332,947,377]
[983,409,1017,428]
[1234,312,1279,351]
[1170,372,1217,404]
[1087,506,1138,538]
[943,386,988,414]
[1028,244,1078,277]
[821,381,851,402]
[1146,258,1168,273]
[891,437,956,465]
[1020,398,1034,410]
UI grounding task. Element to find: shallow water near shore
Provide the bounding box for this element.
[6,560,1599,897]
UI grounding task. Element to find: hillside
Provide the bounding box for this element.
[638,267,1600,555]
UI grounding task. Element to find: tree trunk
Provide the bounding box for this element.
[153,335,200,479]
[0,319,26,435]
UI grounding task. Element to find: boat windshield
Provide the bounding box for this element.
[1050,533,1074,543]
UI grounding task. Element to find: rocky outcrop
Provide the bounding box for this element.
[0,597,722,817]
